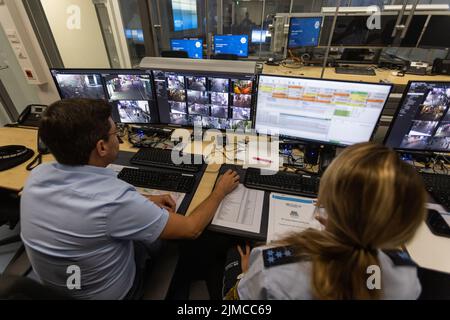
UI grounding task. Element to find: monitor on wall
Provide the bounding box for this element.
[171,0,198,32]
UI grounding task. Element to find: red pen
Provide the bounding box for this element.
[253,157,273,164]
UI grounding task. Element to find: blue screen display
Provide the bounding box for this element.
[170,39,203,59]
[125,29,144,42]
[172,0,198,32]
[251,30,269,43]
[214,35,249,57]
[288,17,322,48]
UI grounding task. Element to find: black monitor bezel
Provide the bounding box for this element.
[213,34,250,58]
[287,16,323,49]
[383,80,450,154]
[49,68,159,125]
[169,38,204,59]
[321,13,398,48]
[417,15,450,49]
[152,69,257,132]
[254,74,393,148]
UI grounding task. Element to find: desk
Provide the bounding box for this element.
[262,65,450,85]
[0,127,221,218]
[0,127,54,192]
[1,126,450,274]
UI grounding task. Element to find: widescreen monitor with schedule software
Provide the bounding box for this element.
[255,75,392,147]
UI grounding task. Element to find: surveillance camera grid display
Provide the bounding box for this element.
[385,82,450,152]
[153,70,254,130]
[51,70,158,125]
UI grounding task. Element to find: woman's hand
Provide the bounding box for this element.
[237,243,251,273]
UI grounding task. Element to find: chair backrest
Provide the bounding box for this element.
[0,275,72,300]
[0,191,20,228]
[161,50,189,58]
[212,53,239,61]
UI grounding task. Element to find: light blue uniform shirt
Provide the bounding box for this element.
[238,247,421,300]
[20,163,169,300]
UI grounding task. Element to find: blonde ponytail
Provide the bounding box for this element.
[278,142,426,299]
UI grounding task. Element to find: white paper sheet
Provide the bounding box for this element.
[137,188,186,212]
[212,184,264,234]
[267,193,323,244]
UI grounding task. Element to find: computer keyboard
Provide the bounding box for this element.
[244,168,320,197]
[131,148,203,173]
[335,67,376,76]
[420,172,450,212]
[118,167,196,193]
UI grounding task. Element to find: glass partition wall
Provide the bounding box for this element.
[29,0,450,69]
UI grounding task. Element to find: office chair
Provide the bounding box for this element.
[0,275,72,300]
[212,53,239,61]
[161,50,189,58]
[0,191,21,247]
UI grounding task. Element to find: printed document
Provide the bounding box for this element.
[267,193,323,244]
[212,184,264,234]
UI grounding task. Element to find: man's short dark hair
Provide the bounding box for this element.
[40,99,112,166]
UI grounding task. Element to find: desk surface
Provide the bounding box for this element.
[262,65,450,85]
[1,126,449,273]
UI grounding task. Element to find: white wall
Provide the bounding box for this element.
[41,0,110,68]
[0,0,59,122]
[0,101,10,126]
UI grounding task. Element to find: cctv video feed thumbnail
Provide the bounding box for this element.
[170,114,202,126]
[55,74,105,99]
[210,78,230,93]
[105,74,153,100]
[116,100,153,124]
[400,87,450,151]
[187,76,207,91]
[232,79,253,108]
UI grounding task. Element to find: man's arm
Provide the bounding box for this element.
[159,170,239,240]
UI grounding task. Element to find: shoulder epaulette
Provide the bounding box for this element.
[262,246,298,268]
[383,250,417,267]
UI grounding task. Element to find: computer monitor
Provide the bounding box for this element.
[152,69,256,130]
[51,70,106,100]
[419,15,450,49]
[320,14,397,47]
[384,81,450,153]
[214,35,249,58]
[400,15,427,47]
[170,39,203,59]
[125,29,144,42]
[251,30,268,44]
[50,69,159,125]
[171,0,198,32]
[288,17,322,48]
[255,75,392,147]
